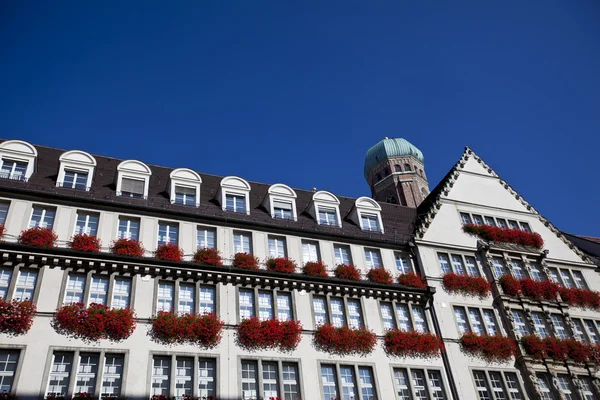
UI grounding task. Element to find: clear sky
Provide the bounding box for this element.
[1,2,599,235]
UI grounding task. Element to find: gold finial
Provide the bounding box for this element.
[312,187,317,192]
[384,136,389,139]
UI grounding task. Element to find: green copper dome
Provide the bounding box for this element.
[364,137,424,179]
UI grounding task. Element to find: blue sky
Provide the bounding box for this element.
[1,2,599,235]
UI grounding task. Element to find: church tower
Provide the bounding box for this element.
[364,137,429,207]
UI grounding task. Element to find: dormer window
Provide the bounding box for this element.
[318,207,339,226]
[360,213,380,232]
[218,176,251,215]
[273,201,293,219]
[0,159,27,181]
[57,150,96,191]
[265,184,297,221]
[116,160,151,199]
[310,191,342,227]
[0,140,37,182]
[352,197,384,233]
[63,170,88,190]
[226,194,246,213]
[169,168,201,207]
[120,177,145,198]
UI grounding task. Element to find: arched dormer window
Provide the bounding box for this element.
[311,191,341,227]
[403,163,411,171]
[116,160,152,199]
[265,184,297,221]
[57,150,96,190]
[353,196,384,233]
[394,165,402,172]
[218,176,251,215]
[170,168,202,207]
[0,140,37,182]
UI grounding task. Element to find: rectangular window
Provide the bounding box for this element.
[117,217,140,240]
[13,270,37,301]
[557,375,574,400]
[551,315,568,339]
[241,361,258,399]
[46,352,73,396]
[504,372,523,400]
[330,298,346,328]
[473,371,491,400]
[547,268,561,284]
[233,231,252,254]
[395,253,412,274]
[199,286,215,314]
[560,269,574,288]
[579,377,597,400]
[29,206,56,229]
[156,282,174,313]
[75,353,99,394]
[339,365,357,400]
[473,371,522,400]
[393,368,411,400]
[198,359,216,398]
[63,170,88,190]
[277,292,292,321]
[454,307,470,334]
[64,274,86,304]
[197,227,216,249]
[313,296,328,326]
[0,269,12,300]
[484,216,496,226]
[380,303,396,330]
[258,291,274,321]
[396,304,412,331]
[529,264,545,281]
[0,159,27,181]
[465,256,480,277]
[512,311,529,337]
[239,289,254,320]
[507,220,519,230]
[282,362,300,400]
[491,258,507,278]
[437,254,451,275]
[482,310,498,336]
[321,365,338,400]
[111,278,131,309]
[519,222,531,232]
[120,177,145,198]
[0,202,9,226]
[360,213,380,232]
[101,354,124,397]
[175,357,193,397]
[347,299,363,329]
[268,236,287,258]
[302,241,320,263]
[451,255,466,275]
[583,320,599,344]
[334,245,352,265]
[412,370,430,400]
[75,211,100,236]
[537,374,553,400]
[174,185,196,206]
[460,212,472,224]
[178,283,195,314]
[572,319,587,342]
[88,276,109,305]
[572,271,587,289]
[468,309,484,335]
[158,222,178,246]
[318,206,338,226]
[428,370,446,399]
[412,306,428,333]
[225,193,246,213]
[364,249,382,269]
[262,362,279,399]
[472,215,483,225]
[0,350,19,393]
[531,312,549,337]
[496,218,508,229]
[273,200,293,220]
[510,260,526,279]
[151,357,171,396]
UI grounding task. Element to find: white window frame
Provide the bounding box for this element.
[302,240,320,264]
[169,168,202,207]
[319,363,378,400]
[265,184,298,221]
[391,367,447,400]
[0,140,37,181]
[197,226,216,249]
[268,236,287,258]
[312,295,363,328]
[57,150,96,191]
[218,176,251,215]
[115,160,152,199]
[157,221,179,246]
[74,210,100,236]
[233,231,252,254]
[0,349,19,393]
[117,215,140,240]
[29,205,56,229]
[353,196,384,233]
[333,244,352,266]
[364,248,382,269]
[311,191,342,227]
[436,252,481,276]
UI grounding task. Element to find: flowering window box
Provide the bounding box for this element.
[521,335,600,364]
[302,261,328,278]
[232,252,260,270]
[460,333,517,363]
[557,286,600,310]
[110,238,145,258]
[333,264,361,281]
[149,312,224,348]
[397,272,427,288]
[236,316,302,352]
[266,257,297,274]
[499,276,559,301]
[462,223,544,249]
[442,273,491,299]
[0,298,36,336]
[193,248,223,266]
[366,267,393,284]
[383,329,443,359]
[69,234,101,252]
[0,224,5,240]
[52,303,136,343]
[19,227,57,248]
[313,323,376,356]
[154,243,184,262]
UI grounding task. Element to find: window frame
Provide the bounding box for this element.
[267,235,288,259]
[148,352,219,398]
[169,168,202,207]
[312,191,342,228]
[470,369,527,400]
[196,226,217,250]
[390,365,449,400]
[379,300,432,333]
[436,252,481,277]
[73,210,100,237]
[116,215,141,241]
[232,230,253,255]
[237,287,295,324]
[29,205,57,229]
[60,271,134,309]
[0,140,37,182]
[458,211,534,233]
[318,361,380,400]
[219,176,251,215]
[0,266,43,303]
[157,221,179,246]
[115,160,152,199]
[56,150,96,191]
[266,184,298,221]
[0,347,25,395]
[239,357,303,400]
[452,305,501,337]
[154,280,218,316]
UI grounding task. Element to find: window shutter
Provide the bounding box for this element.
[122,178,145,194]
[273,200,292,210]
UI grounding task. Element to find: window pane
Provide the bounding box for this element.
[484,217,496,226]
[347,299,362,328]
[361,213,380,232]
[395,254,411,274]
[428,370,446,400]
[29,206,56,229]
[451,255,466,275]
[120,177,145,197]
[101,355,123,397]
[302,241,320,263]
[151,357,170,395]
[340,366,357,400]
[510,260,526,279]
[365,249,382,269]
[359,367,376,400]
[178,283,195,314]
[282,363,300,400]
[468,309,484,335]
[412,306,428,333]
[239,289,254,320]
[268,236,287,258]
[174,185,196,206]
[396,304,412,331]
[380,303,396,330]
[0,269,13,300]
[454,307,470,335]
[277,292,292,321]
[460,213,472,224]
[572,271,587,289]
[330,298,346,328]
[158,222,178,245]
[89,276,108,306]
[199,286,215,314]
[334,245,351,265]
[241,361,258,399]
[551,315,567,339]
[0,202,10,226]
[262,362,279,399]
[512,311,529,337]
[313,296,328,326]
[318,206,338,226]
[47,352,73,396]
[504,372,522,400]
[531,312,549,337]
[225,194,246,213]
[482,310,498,336]
[233,232,251,254]
[75,212,99,236]
[197,228,216,249]
[198,359,216,398]
[0,350,18,393]
[321,365,338,400]
[64,274,86,304]
[14,270,37,301]
[472,215,483,225]
[156,282,174,313]
[75,353,98,394]
[438,254,451,275]
[473,371,491,400]
[64,170,89,190]
[394,368,412,400]
[464,256,480,277]
[491,258,507,278]
[175,357,193,397]
[117,217,140,240]
[258,291,274,321]
[412,370,429,400]
[112,278,131,309]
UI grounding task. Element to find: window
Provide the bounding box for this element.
[496,219,508,229]
[241,360,301,400]
[360,214,380,232]
[199,286,216,314]
[154,356,218,398]
[556,375,575,400]
[175,357,193,397]
[268,236,287,258]
[174,185,196,206]
[511,310,530,337]
[551,315,568,339]
[437,252,479,276]
[220,176,251,214]
[437,254,451,275]
[74,211,99,236]
[314,296,363,328]
[392,368,446,400]
[198,359,216,398]
[473,370,523,400]
[403,163,411,171]
[29,206,56,229]
[89,276,109,305]
[240,288,294,322]
[65,273,131,308]
[465,256,480,277]
[395,253,412,274]
[460,212,533,233]
[233,231,252,254]
[451,255,466,275]
[529,264,545,281]
[0,159,27,181]
[583,320,600,344]
[75,353,99,393]
[266,184,298,220]
[0,202,8,226]
[472,215,483,225]
[380,302,429,333]
[0,350,19,393]
[531,312,549,337]
[151,357,171,396]
[169,168,202,207]
[273,200,293,220]
[491,258,508,278]
[560,269,574,288]
[120,177,146,198]
[484,217,496,226]
[519,222,531,232]
[259,292,274,321]
[157,281,215,315]
[112,278,131,309]
[537,374,553,400]
[572,319,587,342]
[116,160,151,199]
[62,170,89,190]
[178,283,195,314]
[572,271,588,289]
[158,222,178,246]
[318,206,339,226]
[320,364,377,400]
[117,216,140,241]
[57,150,96,190]
[13,270,37,301]
[460,213,472,224]
[394,165,402,172]
[225,193,246,213]
[197,227,216,249]
[453,307,498,336]
[157,282,174,313]
[334,245,352,265]
[0,269,12,300]
[64,274,85,304]
[579,377,598,400]
[239,289,254,320]
[364,249,382,269]
[302,241,320,264]
[509,260,526,279]
[46,352,73,396]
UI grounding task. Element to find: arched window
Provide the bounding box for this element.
[394,165,402,172]
[116,160,152,199]
[404,164,411,171]
[266,184,298,221]
[312,191,341,227]
[354,197,384,233]
[57,150,96,190]
[170,168,202,207]
[0,140,37,181]
[219,176,251,215]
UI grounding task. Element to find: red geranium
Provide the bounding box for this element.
[302,261,328,278]
[155,243,184,262]
[442,273,491,299]
[397,272,428,288]
[110,238,145,258]
[266,257,297,274]
[236,317,302,352]
[333,264,361,281]
[149,312,224,348]
[462,223,544,249]
[498,275,521,297]
[499,277,559,301]
[558,287,600,310]
[193,248,223,266]
[19,227,57,248]
[366,267,393,284]
[232,252,260,270]
[383,329,443,359]
[313,323,376,356]
[69,234,101,252]
[0,298,36,336]
[460,333,517,363]
[0,225,5,240]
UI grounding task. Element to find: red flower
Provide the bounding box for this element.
[52,303,136,343]
[462,223,544,249]
[442,273,491,299]
[383,329,443,359]
[366,267,393,284]
[558,287,600,310]
[232,252,260,270]
[0,224,5,240]
[333,264,361,281]
[0,298,36,336]
[498,275,521,297]
[110,238,145,257]
[193,248,223,266]
[266,257,297,274]
[397,272,428,288]
[154,243,184,262]
[460,333,517,363]
[499,277,559,301]
[302,261,328,278]
[313,323,377,356]
[149,312,224,348]
[236,316,302,352]
[18,227,57,248]
[69,234,101,252]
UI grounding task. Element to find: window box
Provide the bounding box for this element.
[0,298,36,336]
[18,227,57,248]
[69,234,101,253]
[557,287,600,310]
[193,248,223,266]
[0,224,4,240]
[499,276,559,301]
[460,333,517,363]
[149,312,224,348]
[366,267,393,284]
[154,243,184,262]
[383,329,443,360]
[397,272,427,288]
[265,257,297,274]
[110,238,145,258]
[72,393,93,400]
[333,264,361,281]
[313,323,377,356]
[236,316,302,352]
[462,223,544,249]
[521,335,600,364]
[232,252,260,270]
[302,261,328,278]
[52,303,136,343]
[442,273,491,299]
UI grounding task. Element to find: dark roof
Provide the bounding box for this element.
[562,233,600,266]
[0,140,417,246]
